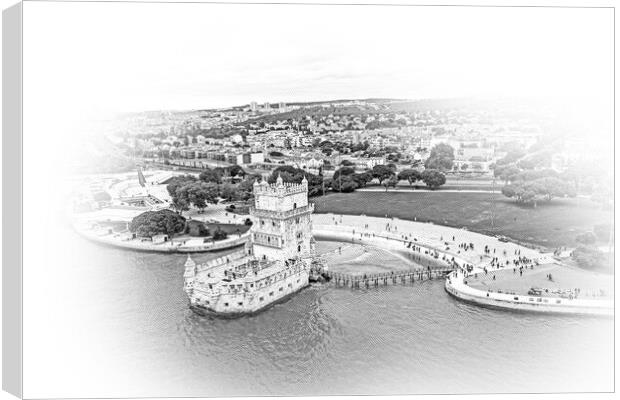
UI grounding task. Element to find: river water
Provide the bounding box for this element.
[25,227,613,398]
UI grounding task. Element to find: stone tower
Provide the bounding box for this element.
[250,174,314,261]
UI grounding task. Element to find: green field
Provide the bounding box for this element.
[312,192,613,249]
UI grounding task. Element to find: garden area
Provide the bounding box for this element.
[127,209,250,242]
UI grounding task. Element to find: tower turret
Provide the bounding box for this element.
[249,171,314,261]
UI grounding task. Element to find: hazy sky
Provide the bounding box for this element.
[24,2,613,115]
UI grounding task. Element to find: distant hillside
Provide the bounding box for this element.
[236,104,390,127]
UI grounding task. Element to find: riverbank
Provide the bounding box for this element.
[445,270,613,316]
[312,213,612,315]
[73,220,250,253]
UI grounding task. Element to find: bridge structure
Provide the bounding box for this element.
[315,267,455,289]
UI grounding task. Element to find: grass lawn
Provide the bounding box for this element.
[312,192,613,249]
[206,222,251,235]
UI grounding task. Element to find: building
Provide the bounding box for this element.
[183,175,315,315]
[227,152,265,165]
[354,157,385,170]
[250,101,258,112]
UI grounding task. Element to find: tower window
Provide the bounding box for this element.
[293,203,297,209]
[298,245,301,252]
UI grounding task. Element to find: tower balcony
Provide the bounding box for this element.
[250,203,314,220]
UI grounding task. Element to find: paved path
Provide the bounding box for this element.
[312,213,555,269]
[356,187,500,193]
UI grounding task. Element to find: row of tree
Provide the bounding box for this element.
[329,164,447,193]
[164,160,452,214]
[165,166,260,214]
[493,145,580,206]
[501,177,577,206]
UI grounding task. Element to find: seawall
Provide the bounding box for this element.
[445,270,613,316]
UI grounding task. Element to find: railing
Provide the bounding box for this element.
[250,204,314,219]
[324,268,454,288]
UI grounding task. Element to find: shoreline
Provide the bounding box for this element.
[445,271,613,316]
[73,221,251,253]
[74,207,612,316]
[312,213,612,316]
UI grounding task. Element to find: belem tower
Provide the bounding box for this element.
[183,174,316,315]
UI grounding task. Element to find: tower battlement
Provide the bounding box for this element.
[252,174,308,196]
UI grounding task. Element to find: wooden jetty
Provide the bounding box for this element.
[321,268,454,289]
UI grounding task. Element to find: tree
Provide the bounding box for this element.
[228,165,246,178]
[333,167,356,181]
[129,209,186,238]
[397,169,421,187]
[372,164,395,184]
[383,176,398,191]
[167,176,198,214]
[424,143,455,171]
[535,177,576,202]
[351,171,373,188]
[501,177,575,206]
[213,227,228,241]
[199,169,222,184]
[219,183,239,202]
[572,246,608,270]
[496,148,526,166]
[340,159,355,166]
[421,169,446,190]
[494,164,521,183]
[331,175,358,192]
[166,175,197,198]
[185,220,210,237]
[237,177,257,201]
[174,181,219,213]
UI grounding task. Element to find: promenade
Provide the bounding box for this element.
[71,203,252,253]
[311,213,612,315]
[74,220,250,253]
